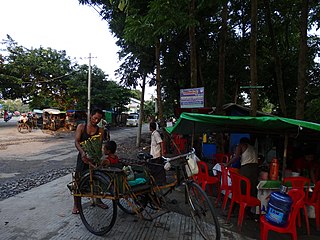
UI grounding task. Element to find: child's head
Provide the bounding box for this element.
[104,140,117,154]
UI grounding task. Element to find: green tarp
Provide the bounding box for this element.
[166,112,320,138]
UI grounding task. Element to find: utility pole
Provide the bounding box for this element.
[87,53,92,123]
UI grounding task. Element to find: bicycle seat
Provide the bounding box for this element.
[137,152,153,161]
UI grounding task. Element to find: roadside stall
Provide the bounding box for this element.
[65,110,87,130]
[32,109,43,128]
[166,112,320,175]
[42,108,65,131]
[165,112,320,214]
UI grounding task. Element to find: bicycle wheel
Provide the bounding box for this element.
[78,173,117,236]
[186,182,221,240]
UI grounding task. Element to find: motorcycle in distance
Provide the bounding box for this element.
[4,115,12,122]
[17,114,32,133]
[3,111,12,122]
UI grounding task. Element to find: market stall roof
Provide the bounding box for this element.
[42,108,61,115]
[32,109,43,114]
[166,112,320,139]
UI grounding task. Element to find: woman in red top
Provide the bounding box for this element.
[101,140,119,166]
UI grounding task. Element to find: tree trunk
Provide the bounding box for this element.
[296,0,309,120]
[189,0,197,88]
[216,0,227,115]
[250,0,258,117]
[215,1,228,154]
[155,39,164,127]
[136,73,146,147]
[263,0,287,117]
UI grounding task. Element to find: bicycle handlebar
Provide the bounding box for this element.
[162,148,195,163]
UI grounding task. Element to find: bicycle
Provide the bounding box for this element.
[68,149,221,239]
[17,120,32,133]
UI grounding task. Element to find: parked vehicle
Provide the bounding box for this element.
[65,110,87,131]
[126,113,139,127]
[42,109,66,131]
[32,109,43,128]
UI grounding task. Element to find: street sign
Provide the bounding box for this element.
[180,87,204,108]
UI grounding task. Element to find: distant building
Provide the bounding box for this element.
[125,98,140,114]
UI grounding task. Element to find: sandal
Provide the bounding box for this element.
[72,208,80,214]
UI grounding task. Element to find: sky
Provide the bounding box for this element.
[0,0,156,99]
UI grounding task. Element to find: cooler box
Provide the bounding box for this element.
[202,143,216,160]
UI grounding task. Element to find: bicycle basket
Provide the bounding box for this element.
[185,153,199,177]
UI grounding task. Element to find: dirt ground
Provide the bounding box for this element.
[0,119,150,185]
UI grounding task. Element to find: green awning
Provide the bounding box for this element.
[166,113,320,138]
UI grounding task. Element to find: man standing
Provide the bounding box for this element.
[72,108,104,214]
[149,121,163,158]
[149,122,166,185]
[226,137,258,197]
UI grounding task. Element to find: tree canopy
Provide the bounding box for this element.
[79,0,320,122]
[0,35,131,112]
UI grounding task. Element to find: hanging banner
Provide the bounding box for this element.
[180,87,204,108]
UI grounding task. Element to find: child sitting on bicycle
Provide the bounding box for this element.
[101,140,119,166]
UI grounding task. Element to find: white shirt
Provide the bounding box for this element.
[241,144,258,166]
[150,130,163,158]
[19,116,28,122]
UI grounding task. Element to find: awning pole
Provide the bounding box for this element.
[281,134,289,181]
[191,122,195,148]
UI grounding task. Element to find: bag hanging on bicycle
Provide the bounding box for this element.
[147,158,166,186]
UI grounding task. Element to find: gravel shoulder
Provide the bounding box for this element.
[0,125,150,201]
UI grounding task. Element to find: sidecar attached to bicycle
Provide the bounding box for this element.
[67,150,220,239]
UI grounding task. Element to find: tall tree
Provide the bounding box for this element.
[263,0,287,117]
[296,0,309,119]
[189,0,197,88]
[216,0,228,114]
[250,0,258,116]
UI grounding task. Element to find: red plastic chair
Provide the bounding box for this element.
[283,176,310,235]
[216,164,232,210]
[227,170,261,230]
[305,180,320,231]
[212,153,229,165]
[197,161,220,197]
[260,188,305,240]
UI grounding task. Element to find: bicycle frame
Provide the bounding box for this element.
[72,149,196,205]
[69,149,220,239]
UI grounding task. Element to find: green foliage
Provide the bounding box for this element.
[130,89,141,100]
[143,99,155,120]
[0,35,131,112]
[82,1,320,121]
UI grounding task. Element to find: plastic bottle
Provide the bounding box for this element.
[265,185,293,226]
[269,158,279,180]
[203,133,207,143]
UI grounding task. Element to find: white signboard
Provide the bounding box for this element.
[180,87,204,108]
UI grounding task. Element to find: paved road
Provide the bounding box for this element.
[0,173,254,240]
